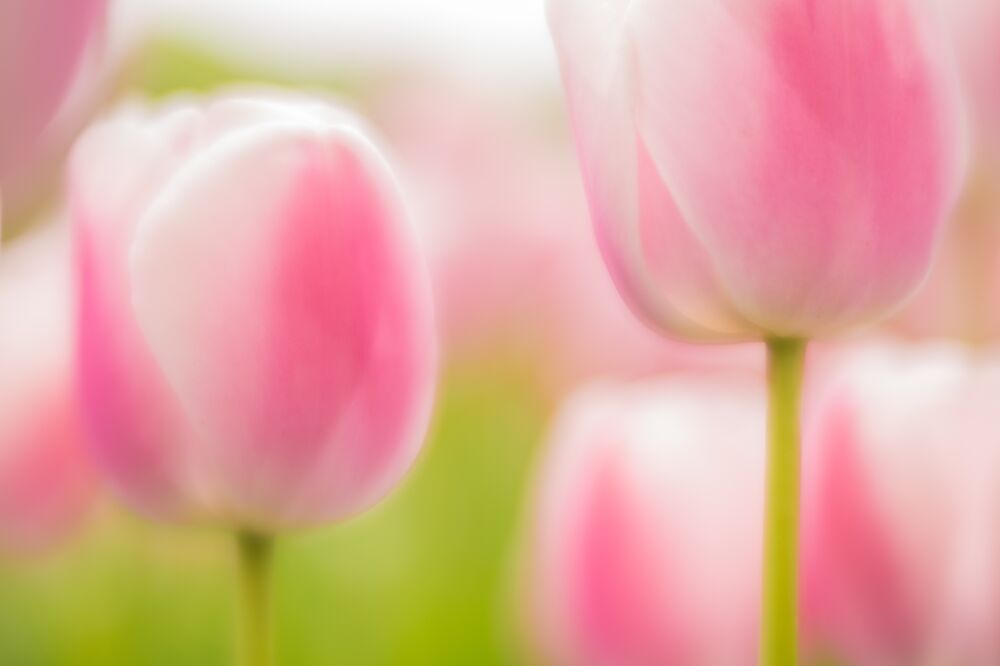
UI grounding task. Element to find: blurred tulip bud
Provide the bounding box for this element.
[546,0,966,341]
[803,343,1000,665]
[528,378,766,665]
[0,223,93,555]
[69,92,436,533]
[0,0,106,185]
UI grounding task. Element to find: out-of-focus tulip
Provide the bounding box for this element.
[546,0,965,341]
[0,224,93,555]
[529,378,766,665]
[803,344,1000,665]
[69,93,436,533]
[0,0,107,184]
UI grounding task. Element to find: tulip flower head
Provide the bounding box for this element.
[70,93,437,533]
[803,343,1000,665]
[546,0,966,341]
[530,378,766,665]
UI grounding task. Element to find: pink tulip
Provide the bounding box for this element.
[547,0,966,341]
[0,223,93,555]
[803,343,1000,665]
[528,378,767,665]
[69,93,436,532]
[0,0,106,184]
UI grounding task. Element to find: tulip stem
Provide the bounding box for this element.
[761,337,807,666]
[237,531,273,666]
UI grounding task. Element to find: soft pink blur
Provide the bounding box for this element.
[0,223,94,555]
[933,0,1000,153]
[69,92,436,532]
[802,343,1000,665]
[890,0,1000,342]
[547,0,966,341]
[526,344,1000,666]
[528,377,766,665]
[889,161,1000,342]
[371,73,764,390]
[0,0,107,185]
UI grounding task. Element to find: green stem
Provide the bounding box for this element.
[761,338,807,666]
[237,531,273,666]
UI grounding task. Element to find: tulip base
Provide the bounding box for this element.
[237,531,273,666]
[761,338,806,666]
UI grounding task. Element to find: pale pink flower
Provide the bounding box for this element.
[528,377,766,665]
[803,343,1000,665]
[69,92,436,532]
[547,0,966,341]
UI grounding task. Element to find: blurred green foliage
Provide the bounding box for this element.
[131,37,385,108]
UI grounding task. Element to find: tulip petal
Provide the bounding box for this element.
[547,0,757,340]
[626,0,965,335]
[71,106,205,521]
